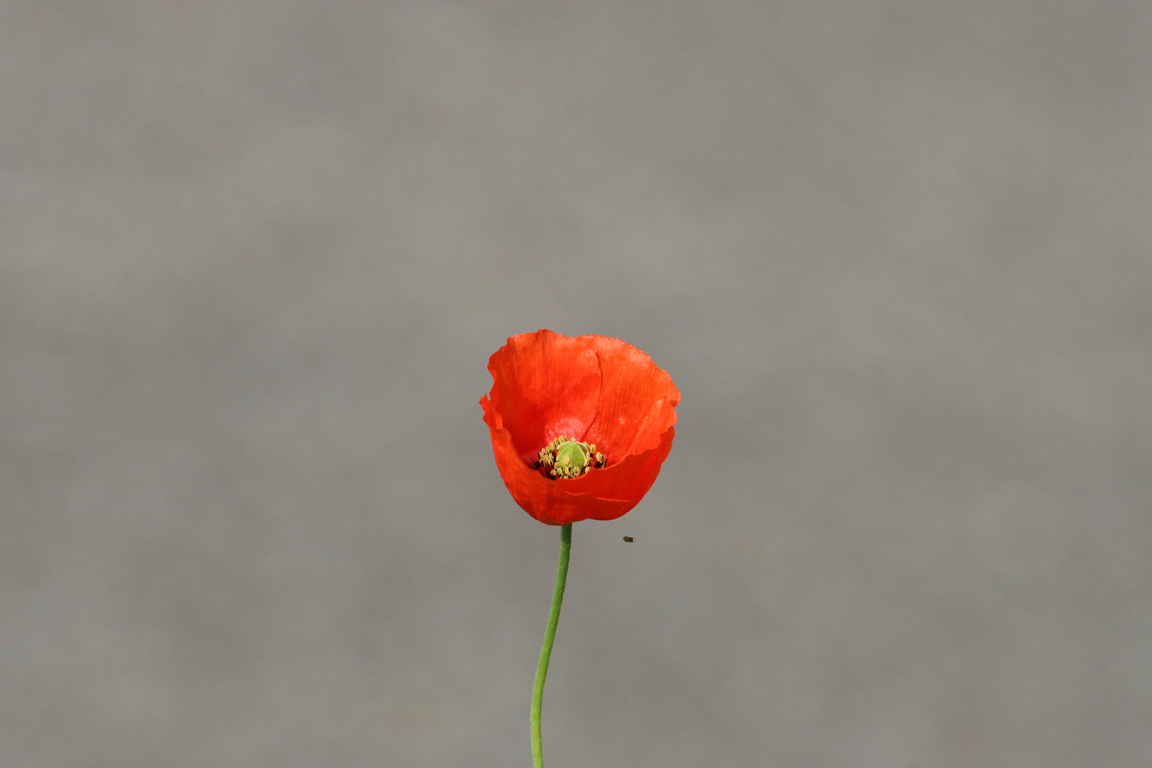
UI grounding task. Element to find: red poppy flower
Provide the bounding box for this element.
[480,330,680,526]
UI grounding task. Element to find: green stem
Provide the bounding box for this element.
[531,523,572,768]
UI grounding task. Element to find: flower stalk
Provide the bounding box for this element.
[531,523,572,768]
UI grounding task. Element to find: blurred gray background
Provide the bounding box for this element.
[2,2,1150,767]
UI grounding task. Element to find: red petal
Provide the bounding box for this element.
[581,334,680,458]
[485,330,600,462]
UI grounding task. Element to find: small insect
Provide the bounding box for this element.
[622,536,635,543]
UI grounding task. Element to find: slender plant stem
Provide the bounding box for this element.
[531,523,572,768]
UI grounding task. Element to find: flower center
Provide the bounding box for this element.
[533,435,607,479]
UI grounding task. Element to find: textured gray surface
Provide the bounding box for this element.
[3,3,1151,767]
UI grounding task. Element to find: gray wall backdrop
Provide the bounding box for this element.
[3,3,1150,767]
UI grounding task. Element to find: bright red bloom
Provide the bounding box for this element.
[480,330,680,525]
